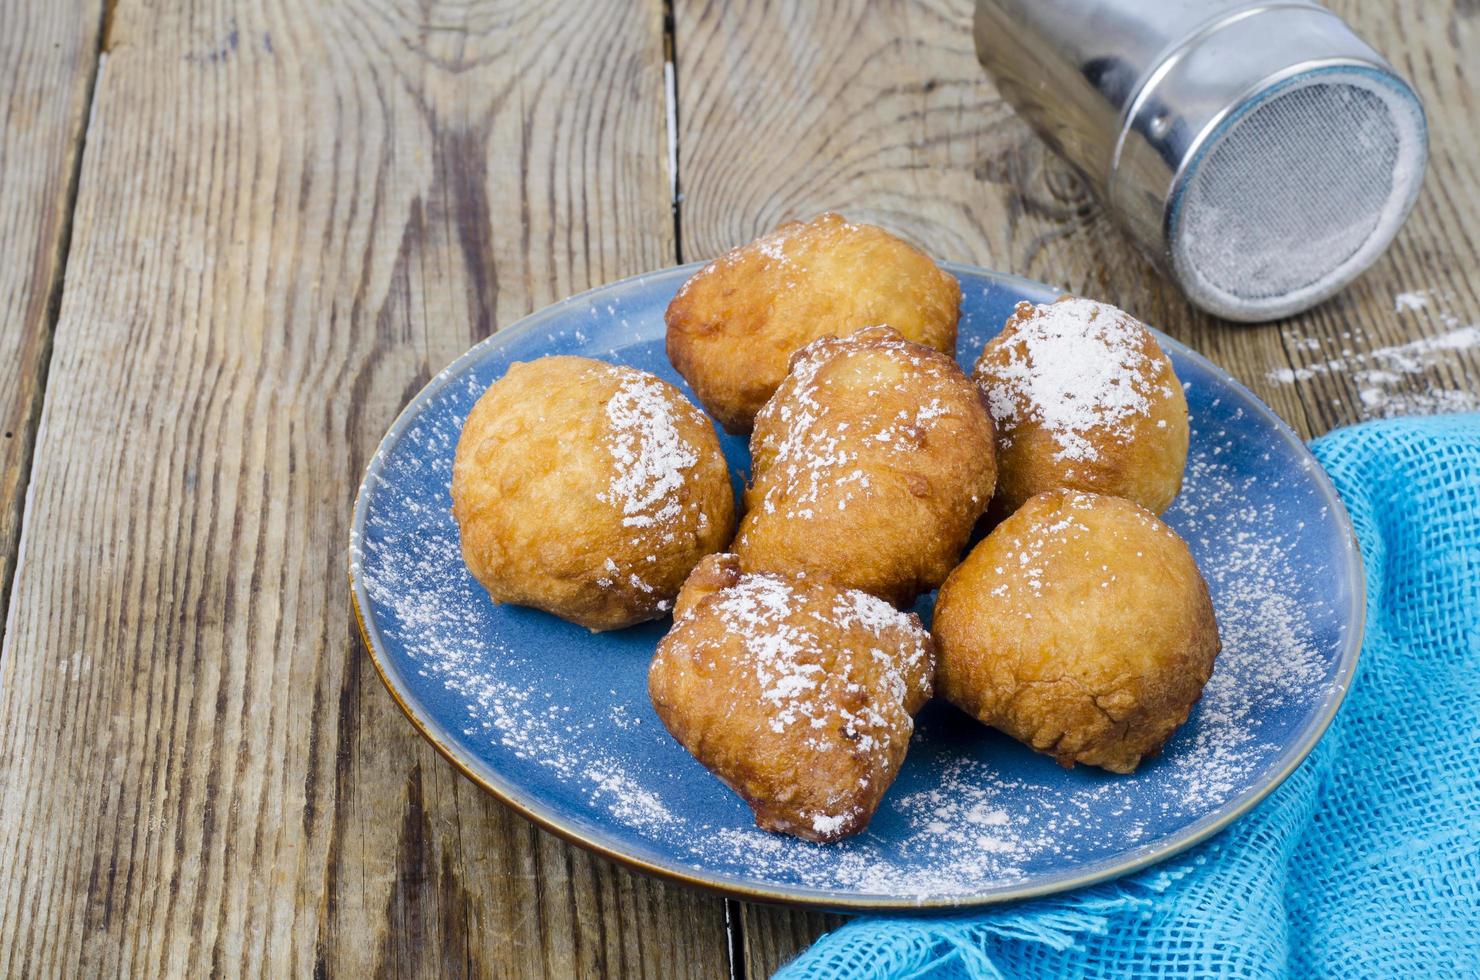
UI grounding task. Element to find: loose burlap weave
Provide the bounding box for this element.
[781,414,1480,978]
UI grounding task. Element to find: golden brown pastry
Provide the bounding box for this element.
[649,554,934,842]
[666,212,961,433]
[933,489,1219,773]
[972,296,1188,518]
[734,326,996,607]
[451,356,734,631]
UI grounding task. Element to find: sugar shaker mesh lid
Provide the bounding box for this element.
[1169,68,1427,322]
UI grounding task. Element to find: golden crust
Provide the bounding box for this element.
[973,297,1189,518]
[933,490,1219,773]
[734,326,997,607]
[648,555,934,842]
[666,213,961,434]
[450,356,734,632]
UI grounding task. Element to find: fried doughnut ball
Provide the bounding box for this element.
[973,296,1188,518]
[666,212,961,433]
[933,490,1219,773]
[734,326,996,607]
[451,356,734,632]
[649,554,934,842]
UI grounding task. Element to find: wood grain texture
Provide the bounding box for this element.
[0,0,729,976]
[0,0,103,642]
[740,908,846,979]
[672,0,1478,972]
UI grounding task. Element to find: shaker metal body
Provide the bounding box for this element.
[975,0,1428,321]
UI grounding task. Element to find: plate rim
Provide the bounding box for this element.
[348,261,1366,911]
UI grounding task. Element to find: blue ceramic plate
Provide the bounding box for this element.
[350,263,1363,910]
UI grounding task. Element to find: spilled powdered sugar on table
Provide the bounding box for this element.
[1267,289,1480,417]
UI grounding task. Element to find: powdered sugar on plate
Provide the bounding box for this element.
[352,266,1355,907]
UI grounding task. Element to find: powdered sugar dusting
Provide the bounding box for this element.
[750,328,967,520]
[1393,290,1428,313]
[988,507,1094,600]
[693,572,930,749]
[671,417,1340,898]
[1159,435,1331,809]
[354,272,1351,905]
[671,214,871,306]
[655,568,933,835]
[1269,324,1480,386]
[1269,295,1480,418]
[976,299,1171,463]
[601,370,699,528]
[362,527,679,815]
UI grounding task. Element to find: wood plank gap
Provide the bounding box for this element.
[724,897,747,980]
[100,0,120,52]
[664,0,685,265]
[0,0,110,655]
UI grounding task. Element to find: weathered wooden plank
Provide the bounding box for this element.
[673,0,1477,972]
[1269,1,1480,433]
[740,908,846,979]
[0,0,103,640]
[0,1,729,976]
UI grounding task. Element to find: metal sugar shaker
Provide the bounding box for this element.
[974,0,1428,321]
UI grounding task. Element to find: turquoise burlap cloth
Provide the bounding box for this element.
[780,414,1480,978]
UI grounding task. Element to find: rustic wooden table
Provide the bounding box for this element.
[1,0,1476,975]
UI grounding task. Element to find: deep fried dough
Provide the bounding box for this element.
[451,356,734,631]
[734,326,996,606]
[933,490,1219,773]
[649,554,934,842]
[666,213,961,433]
[973,296,1188,518]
